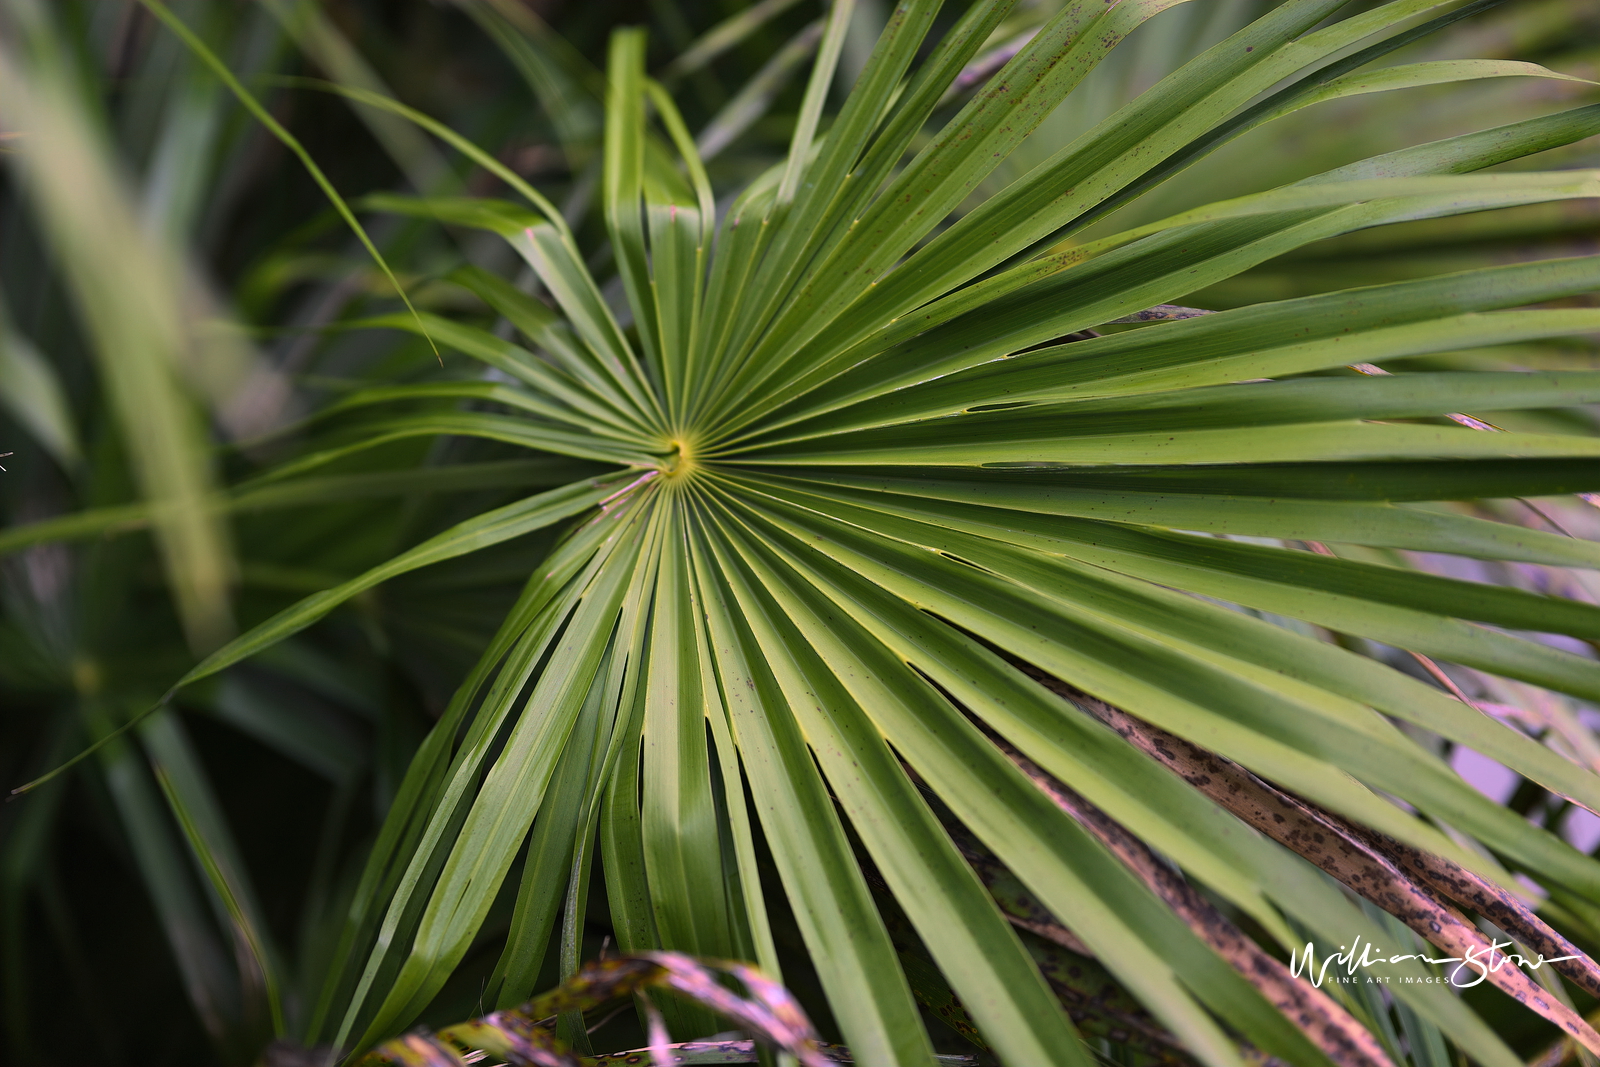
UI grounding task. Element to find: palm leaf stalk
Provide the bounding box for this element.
[13,0,1600,1064]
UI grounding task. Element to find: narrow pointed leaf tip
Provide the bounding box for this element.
[138,0,440,359]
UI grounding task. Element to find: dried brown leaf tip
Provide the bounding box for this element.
[360,953,828,1067]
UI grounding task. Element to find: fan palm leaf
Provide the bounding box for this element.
[15,1,1600,1064]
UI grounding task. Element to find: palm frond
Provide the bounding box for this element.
[11,1,1600,1065]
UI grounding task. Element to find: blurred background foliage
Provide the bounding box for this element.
[1,1,1599,1064]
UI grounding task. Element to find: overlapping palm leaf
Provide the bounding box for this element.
[25,1,1600,1064]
